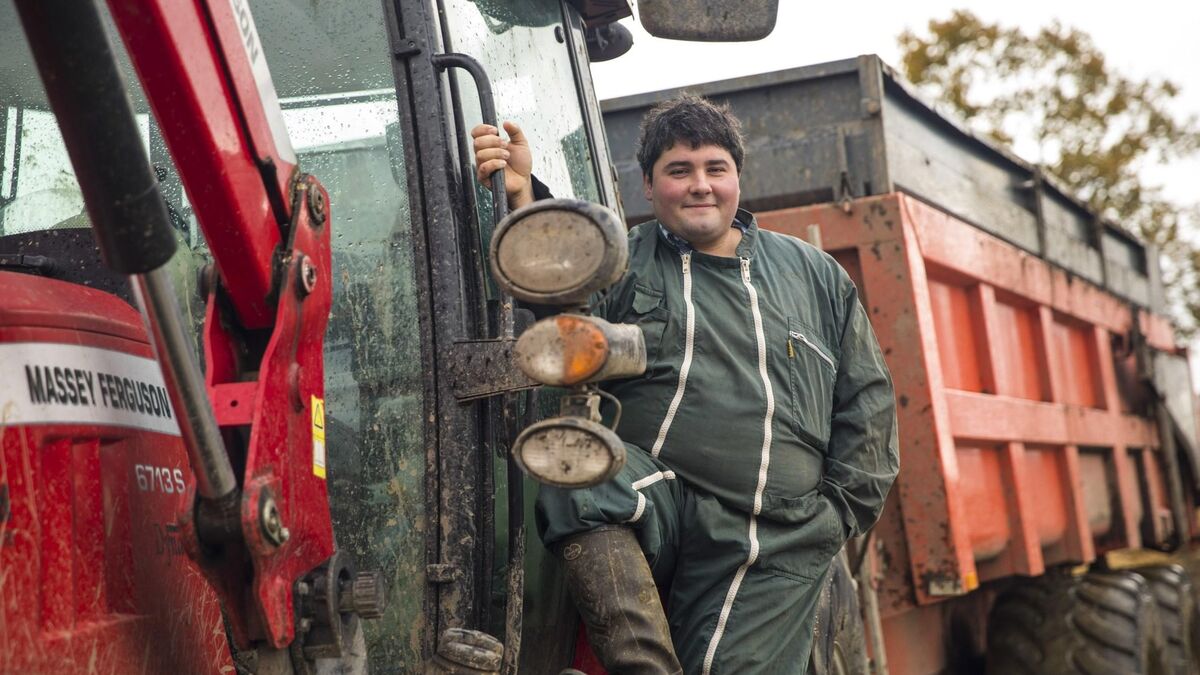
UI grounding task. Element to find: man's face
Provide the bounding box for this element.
[643,142,741,249]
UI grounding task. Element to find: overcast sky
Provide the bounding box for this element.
[591,1,1200,206]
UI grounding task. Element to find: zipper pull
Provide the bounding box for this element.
[740,257,750,281]
[681,252,691,274]
[787,338,795,358]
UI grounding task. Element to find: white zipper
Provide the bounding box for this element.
[649,252,694,459]
[739,257,774,519]
[626,469,679,521]
[703,257,776,675]
[630,470,677,491]
[789,329,835,370]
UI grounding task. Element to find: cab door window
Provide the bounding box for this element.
[440,0,603,241]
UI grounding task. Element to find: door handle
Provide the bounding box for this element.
[432,52,514,339]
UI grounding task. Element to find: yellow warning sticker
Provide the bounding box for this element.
[311,396,326,479]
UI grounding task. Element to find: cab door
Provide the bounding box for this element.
[390,0,618,671]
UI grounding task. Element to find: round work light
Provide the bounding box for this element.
[489,199,628,307]
[511,415,625,488]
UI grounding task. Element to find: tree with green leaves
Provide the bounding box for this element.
[898,10,1200,333]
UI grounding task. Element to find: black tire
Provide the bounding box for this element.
[1136,565,1199,675]
[986,570,1167,675]
[809,551,870,675]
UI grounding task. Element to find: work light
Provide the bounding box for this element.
[490,199,627,307]
[495,199,639,488]
[512,415,626,488]
[514,314,645,387]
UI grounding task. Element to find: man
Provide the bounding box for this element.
[473,95,898,674]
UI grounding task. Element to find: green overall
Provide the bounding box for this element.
[537,211,899,674]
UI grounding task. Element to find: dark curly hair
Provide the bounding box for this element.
[636,94,745,180]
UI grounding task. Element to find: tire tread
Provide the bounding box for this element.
[1135,564,1197,675]
[986,570,1165,675]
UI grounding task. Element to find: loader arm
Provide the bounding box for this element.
[109,0,297,330]
[15,0,377,660]
[103,0,365,653]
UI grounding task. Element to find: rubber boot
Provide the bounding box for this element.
[559,526,682,675]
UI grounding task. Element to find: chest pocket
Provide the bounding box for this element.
[629,285,672,374]
[786,317,837,449]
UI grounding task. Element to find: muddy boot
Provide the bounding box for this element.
[559,526,682,675]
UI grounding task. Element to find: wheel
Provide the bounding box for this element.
[1136,565,1198,675]
[809,551,870,675]
[986,570,1167,675]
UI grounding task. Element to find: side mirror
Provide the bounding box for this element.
[585,23,633,63]
[492,199,641,488]
[637,0,779,42]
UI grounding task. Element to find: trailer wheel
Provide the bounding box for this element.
[809,551,870,675]
[1136,565,1198,675]
[986,570,1167,675]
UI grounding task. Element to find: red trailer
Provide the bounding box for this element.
[764,193,1191,673]
[603,56,1200,673]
